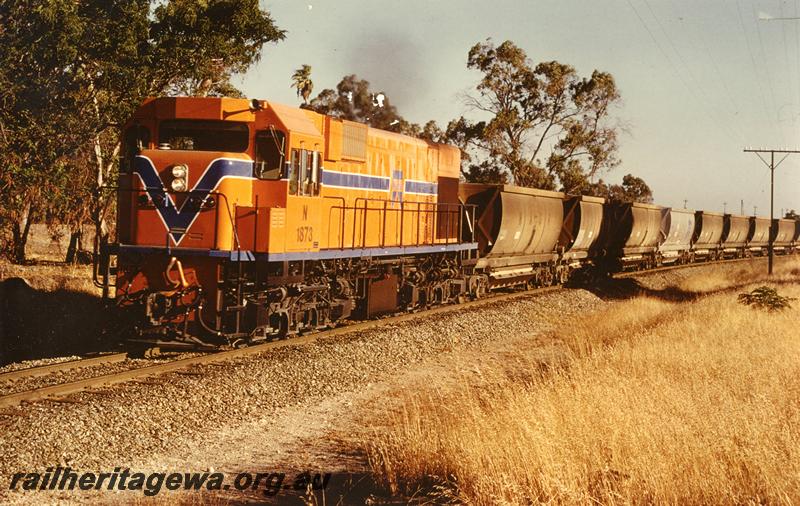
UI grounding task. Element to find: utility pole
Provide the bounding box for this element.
[740,199,744,215]
[742,148,800,275]
[723,201,727,213]
[683,199,688,209]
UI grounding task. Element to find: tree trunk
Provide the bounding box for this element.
[90,135,115,255]
[11,202,33,264]
[65,227,83,264]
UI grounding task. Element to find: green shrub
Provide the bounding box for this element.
[738,286,795,312]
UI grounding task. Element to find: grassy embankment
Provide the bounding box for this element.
[368,258,800,504]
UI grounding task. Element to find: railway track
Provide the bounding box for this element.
[0,254,782,411]
[0,285,561,411]
[616,255,760,278]
[0,352,128,383]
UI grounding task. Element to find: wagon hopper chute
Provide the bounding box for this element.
[721,214,750,258]
[692,211,724,260]
[658,207,695,265]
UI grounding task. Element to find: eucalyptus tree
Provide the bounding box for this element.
[458,39,624,192]
[608,174,654,203]
[0,0,285,262]
[308,75,419,134]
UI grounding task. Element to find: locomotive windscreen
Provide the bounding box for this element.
[158,120,249,152]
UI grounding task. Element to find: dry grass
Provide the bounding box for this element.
[0,223,99,294]
[367,261,800,504]
[0,259,99,294]
[675,256,800,294]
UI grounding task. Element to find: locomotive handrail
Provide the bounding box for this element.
[324,197,474,251]
[322,195,347,249]
[105,186,237,253]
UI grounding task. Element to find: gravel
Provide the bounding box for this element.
[0,355,84,374]
[0,286,604,502]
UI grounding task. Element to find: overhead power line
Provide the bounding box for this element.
[627,0,745,145]
[750,1,785,146]
[735,0,782,143]
[664,0,748,143]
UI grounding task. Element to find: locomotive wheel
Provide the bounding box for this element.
[302,308,319,332]
[128,345,161,359]
[144,347,161,359]
[269,311,290,340]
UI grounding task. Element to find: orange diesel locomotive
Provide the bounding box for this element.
[107,97,481,349]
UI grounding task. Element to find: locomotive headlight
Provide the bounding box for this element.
[171,164,188,192]
[171,164,188,179]
[170,178,187,192]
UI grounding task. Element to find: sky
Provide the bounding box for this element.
[236,0,800,216]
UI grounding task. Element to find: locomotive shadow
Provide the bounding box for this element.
[0,278,122,366]
[582,275,800,302]
[225,470,441,505]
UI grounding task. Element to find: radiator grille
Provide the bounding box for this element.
[341,121,367,160]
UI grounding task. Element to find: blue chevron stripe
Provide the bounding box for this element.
[404,179,437,195]
[133,155,253,245]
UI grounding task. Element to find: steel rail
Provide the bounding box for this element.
[0,353,129,383]
[616,255,764,279]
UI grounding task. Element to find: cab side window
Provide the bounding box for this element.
[289,148,300,195]
[289,148,321,196]
[120,125,150,173]
[255,129,286,180]
[307,151,320,196]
